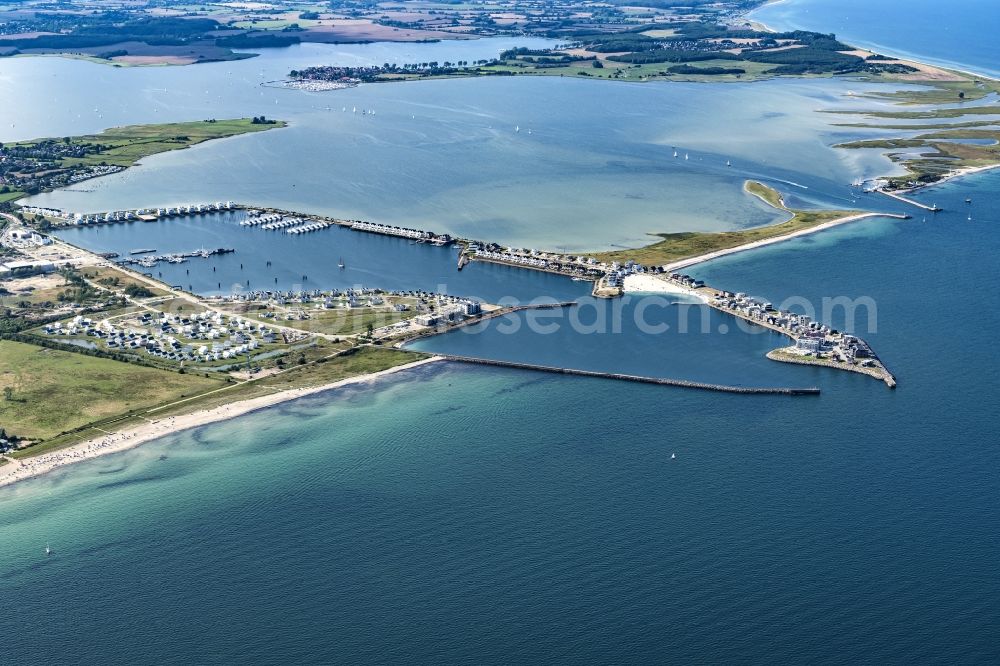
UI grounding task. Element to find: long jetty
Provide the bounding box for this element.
[879,190,941,212]
[437,354,821,395]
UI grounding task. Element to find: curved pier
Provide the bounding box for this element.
[438,354,820,395]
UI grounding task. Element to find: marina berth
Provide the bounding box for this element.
[285,222,331,234]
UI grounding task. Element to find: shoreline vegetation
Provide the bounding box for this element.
[0,354,442,488]
[282,20,1000,191]
[591,181,905,268]
[0,118,285,203]
[286,28,920,86]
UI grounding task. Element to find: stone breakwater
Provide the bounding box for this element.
[767,349,897,388]
[439,354,821,395]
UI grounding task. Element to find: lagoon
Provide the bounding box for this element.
[4,40,918,250]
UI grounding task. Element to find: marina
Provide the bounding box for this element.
[30,199,899,385]
[118,247,235,268]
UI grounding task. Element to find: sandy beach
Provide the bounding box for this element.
[622,273,709,300]
[904,163,1000,193]
[0,356,445,489]
[663,211,908,272]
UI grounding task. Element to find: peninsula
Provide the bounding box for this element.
[0,118,284,203]
[592,181,906,268]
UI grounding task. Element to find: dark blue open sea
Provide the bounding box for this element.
[3,2,1000,663]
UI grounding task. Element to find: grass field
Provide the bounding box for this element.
[434,58,782,84]
[81,265,172,297]
[836,128,1000,185]
[745,180,785,208]
[0,339,222,441]
[0,190,24,203]
[858,78,1000,106]
[11,119,285,172]
[593,181,854,266]
[149,346,425,419]
[7,343,421,458]
[835,105,1000,121]
[56,119,285,167]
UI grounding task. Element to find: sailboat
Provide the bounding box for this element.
[670,453,676,460]
[726,160,732,167]
[45,543,51,556]
[673,149,678,158]
[338,257,345,269]
[684,153,689,160]
[515,125,520,133]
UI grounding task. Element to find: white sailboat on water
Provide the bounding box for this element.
[45,543,51,556]
[338,257,345,269]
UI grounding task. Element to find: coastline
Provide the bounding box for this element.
[663,211,907,272]
[902,163,1000,193]
[745,0,1000,82]
[0,356,445,490]
[621,273,708,300]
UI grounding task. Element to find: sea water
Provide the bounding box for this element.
[4,171,999,663]
[751,0,1000,79]
[3,10,1000,663]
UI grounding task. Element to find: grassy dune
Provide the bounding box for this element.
[0,339,222,440]
[836,127,1000,185]
[6,344,424,457]
[148,347,426,420]
[592,181,854,266]
[51,118,286,167]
